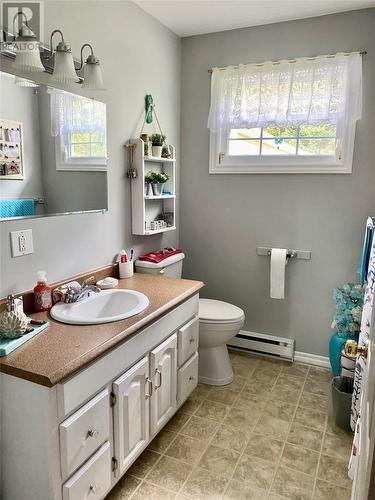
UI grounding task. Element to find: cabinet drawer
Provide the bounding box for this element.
[60,389,110,479]
[177,352,198,404]
[177,316,199,366]
[62,441,111,500]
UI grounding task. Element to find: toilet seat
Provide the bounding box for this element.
[199,299,244,324]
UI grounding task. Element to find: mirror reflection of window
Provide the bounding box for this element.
[50,89,107,171]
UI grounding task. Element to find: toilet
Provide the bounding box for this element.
[135,252,245,385]
[198,298,244,385]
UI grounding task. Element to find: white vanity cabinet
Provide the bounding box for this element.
[150,333,177,435]
[1,294,199,500]
[112,356,150,477]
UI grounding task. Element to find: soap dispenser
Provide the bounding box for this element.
[34,271,52,312]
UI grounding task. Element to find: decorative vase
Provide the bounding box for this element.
[152,182,161,196]
[0,295,29,339]
[152,145,162,158]
[145,183,153,196]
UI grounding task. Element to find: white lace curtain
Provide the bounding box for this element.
[207,52,362,139]
[50,89,106,137]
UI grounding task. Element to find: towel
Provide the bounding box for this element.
[139,248,183,264]
[0,199,35,218]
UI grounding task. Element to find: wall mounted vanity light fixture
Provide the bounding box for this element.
[48,29,78,84]
[78,44,106,91]
[11,12,44,72]
[2,22,103,88]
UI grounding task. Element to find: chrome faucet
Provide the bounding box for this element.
[64,277,101,303]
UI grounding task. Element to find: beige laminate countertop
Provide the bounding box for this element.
[0,274,204,387]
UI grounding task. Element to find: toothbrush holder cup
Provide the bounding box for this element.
[119,261,134,279]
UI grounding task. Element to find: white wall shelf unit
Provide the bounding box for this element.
[130,138,176,236]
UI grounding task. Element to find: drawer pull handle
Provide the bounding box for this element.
[155,368,162,389]
[189,375,195,381]
[145,377,153,399]
[89,483,99,494]
[189,337,195,343]
[87,429,99,439]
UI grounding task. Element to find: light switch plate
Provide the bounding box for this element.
[10,229,34,257]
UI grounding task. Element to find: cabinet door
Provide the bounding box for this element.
[113,356,151,476]
[150,334,177,436]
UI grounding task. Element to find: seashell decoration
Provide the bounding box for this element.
[0,295,29,339]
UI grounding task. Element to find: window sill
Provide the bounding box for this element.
[209,158,352,175]
[56,163,107,172]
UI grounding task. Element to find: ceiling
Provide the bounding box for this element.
[133,0,375,37]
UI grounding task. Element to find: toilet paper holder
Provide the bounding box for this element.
[256,247,311,260]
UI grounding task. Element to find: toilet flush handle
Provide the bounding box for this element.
[159,268,165,275]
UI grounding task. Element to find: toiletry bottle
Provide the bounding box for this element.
[34,271,52,312]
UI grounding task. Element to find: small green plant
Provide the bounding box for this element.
[153,172,169,183]
[161,146,170,158]
[151,134,166,146]
[144,143,149,155]
[145,172,154,184]
[146,171,169,184]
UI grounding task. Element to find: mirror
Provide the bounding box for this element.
[0,71,108,220]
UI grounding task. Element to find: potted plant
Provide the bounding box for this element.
[144,172,154,196]
[161,145,171,158]
[151,171,169,195]
[151,134,166,158]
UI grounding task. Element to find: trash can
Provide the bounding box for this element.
[329,376,354,432]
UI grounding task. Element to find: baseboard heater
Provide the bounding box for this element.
[227,330,295,362]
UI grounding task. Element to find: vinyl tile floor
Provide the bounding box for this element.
[105,352,353,500]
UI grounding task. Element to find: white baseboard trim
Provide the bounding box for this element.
[294,351,330,368]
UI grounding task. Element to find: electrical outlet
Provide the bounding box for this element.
[10,229,34,257]
[19,234,26,252]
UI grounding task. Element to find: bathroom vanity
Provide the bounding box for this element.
[0,274,203,500]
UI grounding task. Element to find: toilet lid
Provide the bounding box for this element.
[199,299,244,323]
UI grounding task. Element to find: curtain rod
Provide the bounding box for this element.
[208,51,367,73]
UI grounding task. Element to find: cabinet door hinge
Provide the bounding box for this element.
[110,392,116,407]
[112,457,118,472]
[219,152,225,164]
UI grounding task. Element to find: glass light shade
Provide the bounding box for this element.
[12,40,44,72]
[82,62,106,90]
[51,50,78,84]
[14,76,39,87]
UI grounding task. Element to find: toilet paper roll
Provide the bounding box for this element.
[270,248,287,299]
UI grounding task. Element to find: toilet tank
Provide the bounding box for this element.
[135,253,185,278]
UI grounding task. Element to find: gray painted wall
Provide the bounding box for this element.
[0,1,181,295]
[180,9,375,356]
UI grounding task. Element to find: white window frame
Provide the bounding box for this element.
[55,133,107,172]
[54,95,107,172]
[209,122,357,174]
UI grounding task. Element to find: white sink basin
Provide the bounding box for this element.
[50,289,149,325]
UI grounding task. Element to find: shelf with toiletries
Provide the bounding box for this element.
[144,226,176,236]
[129,138,176,236]
[144,194,176,200]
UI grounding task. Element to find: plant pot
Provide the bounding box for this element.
[145,183,153,196]
[152,145,162,158]
[152,183,161,196]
